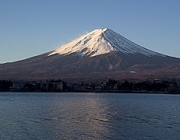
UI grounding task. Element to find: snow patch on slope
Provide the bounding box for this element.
[49,28,115,57]
[103,28,163,56]
[48,28,164,57]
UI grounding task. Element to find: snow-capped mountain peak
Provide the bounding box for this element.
[49,28,163,57]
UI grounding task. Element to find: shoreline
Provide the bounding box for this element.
[0,90,177,94]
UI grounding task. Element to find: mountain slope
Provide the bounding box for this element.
[49,28,163,57]
[0,28,180,82]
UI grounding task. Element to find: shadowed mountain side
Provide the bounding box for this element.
[0,51,180,82]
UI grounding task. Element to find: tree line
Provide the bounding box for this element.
[0,79,180,93]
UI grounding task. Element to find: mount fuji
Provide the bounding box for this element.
[1,28,180,82]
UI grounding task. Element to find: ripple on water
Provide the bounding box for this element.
[0,93,180,139]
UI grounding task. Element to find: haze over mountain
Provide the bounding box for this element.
[1,28,180,82]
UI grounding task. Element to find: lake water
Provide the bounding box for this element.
[0,92,180,140]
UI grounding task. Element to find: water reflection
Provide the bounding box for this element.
[1,93,180,140]
[50,93,111,139]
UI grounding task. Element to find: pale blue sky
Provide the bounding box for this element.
[0,0,180,63]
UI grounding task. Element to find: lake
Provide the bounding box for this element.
[0,92,180,140]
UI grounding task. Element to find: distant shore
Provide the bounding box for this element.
[1,79,180,94]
